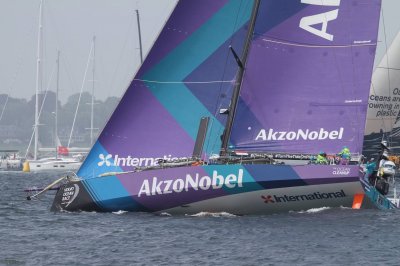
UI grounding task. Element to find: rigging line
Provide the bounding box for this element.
[206,0,249,156]
[0,96,9,124]
[221,0,261,155]
[45,3,78,97]
[262,38,376,49]
[0,47,26,124]
[68,43,94,148]
[381,8,394,137]
[133,79,235,84]
[79,3,180,162]
[376,67,400,71]
[109,11,137,96]
[25,65,57,158]
[1,0,37,124]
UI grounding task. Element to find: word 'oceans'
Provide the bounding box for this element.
[138,169,244,197]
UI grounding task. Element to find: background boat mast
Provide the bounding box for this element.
[55,50,60,159]
[34,0,44,160]
[135,9,143,64]
[90,36,96,145]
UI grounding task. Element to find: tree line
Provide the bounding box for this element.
[0,92,119,150]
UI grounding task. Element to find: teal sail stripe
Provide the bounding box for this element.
[84,176,140,211]
[142,0,252,155]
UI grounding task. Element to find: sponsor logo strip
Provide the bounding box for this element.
[261,190,347,204]
[256,128,344,141]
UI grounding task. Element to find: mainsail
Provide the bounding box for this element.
[78,0,254,178]
[228,0,381,155]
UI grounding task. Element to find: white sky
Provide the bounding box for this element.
[0,0,399,103]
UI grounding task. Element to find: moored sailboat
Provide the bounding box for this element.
[48,0,396,214]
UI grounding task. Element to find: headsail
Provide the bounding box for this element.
[78,0,254,178]
[364,31,400,155]
[229,0,382,155]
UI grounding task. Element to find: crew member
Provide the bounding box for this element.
[378,151,389,177]
[316,152,328,165]
[366,158,376,174]
[338,146,351,165]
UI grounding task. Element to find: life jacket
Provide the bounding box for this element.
[339,148,351,159]
[316,154,328,164]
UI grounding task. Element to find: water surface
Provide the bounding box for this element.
[1,172,399,265]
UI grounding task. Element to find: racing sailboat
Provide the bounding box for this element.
[49,0,392,214]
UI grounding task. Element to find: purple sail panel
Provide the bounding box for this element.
[229,0,381,155]
[78,0,253,178]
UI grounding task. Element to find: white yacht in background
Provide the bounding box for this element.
[27,155,82,171]
[25,1,96,172]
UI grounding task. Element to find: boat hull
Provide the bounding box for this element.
[28,160,81,172]
[359,179,398,210]
[51,164,379,214]
[0,159,22,171]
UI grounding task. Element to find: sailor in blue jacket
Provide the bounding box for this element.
[365,158,376,180]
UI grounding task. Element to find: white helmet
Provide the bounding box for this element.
[381,141,389,150]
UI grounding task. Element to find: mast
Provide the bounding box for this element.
[34,0,44,160]
[90,36,96,144]
[135,9,144,64]
[68,41,93,148]
[55,50,60,159]
[220,0,261,156]
[84,36,97,145]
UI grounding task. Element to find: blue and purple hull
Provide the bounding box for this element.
[51,164,394,214]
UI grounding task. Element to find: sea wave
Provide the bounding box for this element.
[112,210,128,215]
[159,212,172,217]
[298,207,331,214]
[187,212,237,218]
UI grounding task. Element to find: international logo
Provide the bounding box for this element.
[255,128,344,142]
[138,169,244,197]
[97,153,187,168]
[261,195,275,203]
[261,190,346,204]
[98,154,112,167]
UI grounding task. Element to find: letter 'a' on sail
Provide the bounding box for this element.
[77,1,255,179]
[228,0,381,155]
